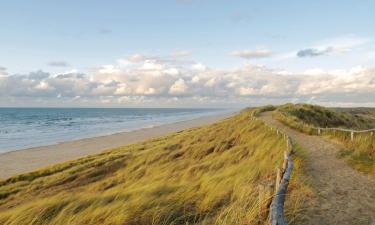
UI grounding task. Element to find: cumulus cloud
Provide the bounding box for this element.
[229,49,272,59]
[127,54,147,62]
[1,54,375,106]
[169,79,188,94]
[47,61,70,67]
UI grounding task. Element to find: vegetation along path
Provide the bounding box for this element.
[260,111,375,225]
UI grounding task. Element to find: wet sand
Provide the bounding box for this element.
[0,112,234,179]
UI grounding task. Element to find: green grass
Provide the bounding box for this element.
[0,108,310,225]
[273,103,375,175]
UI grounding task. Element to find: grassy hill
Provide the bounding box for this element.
[273,103,375,174]
[0,108,310,225]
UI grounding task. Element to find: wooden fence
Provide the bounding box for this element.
[314,127,375,141]
[251,113,293,225]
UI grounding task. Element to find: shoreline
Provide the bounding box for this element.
[0,111,235,179]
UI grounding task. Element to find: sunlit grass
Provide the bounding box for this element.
[0,108,310,225]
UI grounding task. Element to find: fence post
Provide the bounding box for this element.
[275,167,282,193]
[318,128,321,135]
[282,151,288,172]
[286,138,289,150]
[351,131,354,141]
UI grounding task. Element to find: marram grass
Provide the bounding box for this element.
[0,108,310,225]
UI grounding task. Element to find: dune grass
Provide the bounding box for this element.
[273,103,375,174]
[0,108,310,225]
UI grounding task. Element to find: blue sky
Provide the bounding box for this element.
[0,0,375,107]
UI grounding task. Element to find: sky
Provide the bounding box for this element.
[0,0,374,107]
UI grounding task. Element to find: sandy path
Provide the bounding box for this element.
[0,112,233,180]
[260,112,375,225]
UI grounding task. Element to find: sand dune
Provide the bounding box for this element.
[0,112,234,179]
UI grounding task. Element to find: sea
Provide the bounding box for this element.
[0,108,227,153]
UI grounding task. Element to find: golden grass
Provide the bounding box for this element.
[0,108,310,225]
[274,103,375,175]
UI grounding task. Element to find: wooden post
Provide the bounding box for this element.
[282,151,288,172]
[286,139,289,150]
[318,128,321,135]
[351,131,354,141]
[275,167,282,193]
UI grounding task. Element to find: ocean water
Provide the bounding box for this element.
[0,108,225,153]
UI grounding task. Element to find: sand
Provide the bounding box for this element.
[0,112,234,179]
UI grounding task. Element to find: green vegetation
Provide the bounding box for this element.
[0,108,310,225]
[273,103,375,174]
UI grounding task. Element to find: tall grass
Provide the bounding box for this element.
[274,103,375,174]
[0,108,310,225]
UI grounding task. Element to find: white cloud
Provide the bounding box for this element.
[35,81,53,91]
[191,75,200,83]
[171,50,191,57]
[98,65,120,74]
[169,79,188,94]
[229,49,272,59]
[163,68,179,76]
[237,87,257,96]
[117,59,130,67]
[1,53,375,106]
[127,54,146,62]
[192,63,207,71]
[204,78,216,87]
[142,60,164,70]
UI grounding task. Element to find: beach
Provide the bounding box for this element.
[0,112,234,179]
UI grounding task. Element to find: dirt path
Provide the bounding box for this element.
[260,112,375,225]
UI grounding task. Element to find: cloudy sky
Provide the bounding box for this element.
[0,0,374,107]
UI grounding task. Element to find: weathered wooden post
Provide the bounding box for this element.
[286,138,289,150]
[275,167,282,193]
[351,131,354,141]
[318,128,321,135]
[282,151,288,172]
